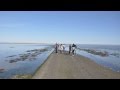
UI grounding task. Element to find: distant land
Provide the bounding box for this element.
[0,42,54,45]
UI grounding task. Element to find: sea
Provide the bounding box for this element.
[0,43,54,79]
[76,44,120,72]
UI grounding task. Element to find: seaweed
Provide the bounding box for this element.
[0,68,5,73]
[110,53,120,58]
[6,55,17,58]
[79,48,109,57]
[8,48,49,63]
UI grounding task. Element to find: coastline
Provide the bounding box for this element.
[31,50,54,77]
[10,49,54,79]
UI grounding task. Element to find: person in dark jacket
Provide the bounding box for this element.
[72,44,77,56]
[55,43,58,53]
[69,44,72,54]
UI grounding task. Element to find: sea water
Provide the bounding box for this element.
[0,44,54,79]
[76,44,120,72]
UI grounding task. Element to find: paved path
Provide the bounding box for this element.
[32,52,120,79]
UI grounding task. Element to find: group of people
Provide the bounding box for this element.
[55,43,65,54]
[55,43,77,56]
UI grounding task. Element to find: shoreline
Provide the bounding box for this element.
[9,50,54,79]
[31,50,54,77]
[32,51,120,79]
[0,47,54,79]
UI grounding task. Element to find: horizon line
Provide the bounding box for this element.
[0,42,120,45]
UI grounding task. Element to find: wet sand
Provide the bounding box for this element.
[32,51,120,79]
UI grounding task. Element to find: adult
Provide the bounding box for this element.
[69,44,72,54]
[72,44,77,56]
[58,44,61,53]
[63,44,65,53]
[60,44,64,54]
[55,43,58,53]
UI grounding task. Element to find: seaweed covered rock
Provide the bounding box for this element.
[78,48,109,57]
[110,53,120,58]
[8,48,49,63]
[0,68,4,73]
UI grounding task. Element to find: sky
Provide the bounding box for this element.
[0,11,120,45]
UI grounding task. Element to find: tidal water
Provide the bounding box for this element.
[0,44,54,79]
[76,44,120,72]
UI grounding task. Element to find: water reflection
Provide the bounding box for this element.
[76,44,120,72]
[0,44,54,79]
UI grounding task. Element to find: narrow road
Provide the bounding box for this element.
[32,52,120,79]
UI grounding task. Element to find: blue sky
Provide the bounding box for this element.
[0,11,120,45]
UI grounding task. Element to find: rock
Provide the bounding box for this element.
[8,48,49,63]
[79,48,109,57]
[110,53,120,58]
[6,55,16,58]
[9,60,17,63]
[0,68,4,73]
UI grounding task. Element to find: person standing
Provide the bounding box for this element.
[72,44,77,56]
[58,44,61,53]
[63,44,65,53]
[55,43,58,53]
[69,44,72,55]
[60,44,64,54]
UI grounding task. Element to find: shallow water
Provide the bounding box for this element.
[0,44,54,79]
[76,44,120,72]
